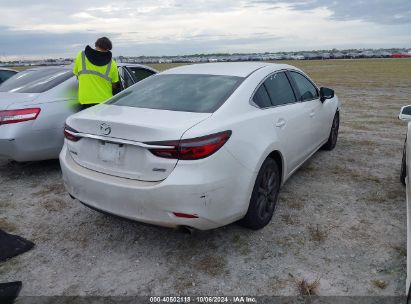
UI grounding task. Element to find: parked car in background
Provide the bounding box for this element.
[398,105,411,294]
[0,68,18,84]
[0,64,157,161]
[60,62,340,231]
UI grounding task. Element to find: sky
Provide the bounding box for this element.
[0,0,410,60]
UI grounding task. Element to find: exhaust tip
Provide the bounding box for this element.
[177,226,197,235]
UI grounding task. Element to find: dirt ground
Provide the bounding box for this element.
[1,59,411,296]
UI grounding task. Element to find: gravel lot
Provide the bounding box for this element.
[0,59,410,296]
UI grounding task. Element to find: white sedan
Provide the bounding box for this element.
[60,62,340,230]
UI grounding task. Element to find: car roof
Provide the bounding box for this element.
[23,66,72,72]
[23,62,157,72]
[161,62,296,77]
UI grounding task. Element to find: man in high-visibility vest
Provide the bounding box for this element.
[73,37,120,109]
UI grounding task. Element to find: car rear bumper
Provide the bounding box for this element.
[59,143,255,230]
[0,123,63,161]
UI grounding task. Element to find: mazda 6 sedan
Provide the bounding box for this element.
[0,63,157,161]
[60,62,340,230]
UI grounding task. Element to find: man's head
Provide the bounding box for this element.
[95,37,112,52]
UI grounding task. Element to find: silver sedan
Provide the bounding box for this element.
[0,63,157,161]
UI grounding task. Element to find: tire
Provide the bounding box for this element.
[322,112,339,151]
[401,139,407,186]
[240,158,280,230]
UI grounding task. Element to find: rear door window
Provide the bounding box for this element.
[253,85,272,108]
[290,71,319,101]
[263,72,297,106]
[127,67,156,82]
[0,68,73,93]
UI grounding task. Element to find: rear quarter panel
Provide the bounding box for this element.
[2,77,79,160]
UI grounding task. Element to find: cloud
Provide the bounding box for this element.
[117,32,286,56]
[250,0,411,24]
[0,26,118,58]
[0,0,409,58]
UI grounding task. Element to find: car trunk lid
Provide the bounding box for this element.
[66,104,212,181]
[0,92,40,111]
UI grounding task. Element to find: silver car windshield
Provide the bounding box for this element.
[0,68,73,93]
[107,74,244,113]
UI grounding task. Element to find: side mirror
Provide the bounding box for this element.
[399,105,411,121]
[320,87,334,102]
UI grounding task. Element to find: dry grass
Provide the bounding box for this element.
[12,58,411,89]
[371,279,388,289]
[149,58,411,89]
[0,218,17,232]
[148,63,188,72]
[195,255,228,277]
[274,59,411,89]
[297,277,321,296]
[33,183,66,197]
[232,234,251,255]
[40,198,67,212]
[281,214,300,226]
[308,225,328,244]
[391,245,407,257]
[0,200,13,210]
[364,185,404,205]
[329,164,382,184]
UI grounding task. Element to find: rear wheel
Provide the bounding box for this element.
[401,138,407,186]
[240,158,280,230]
[322,112,339,151]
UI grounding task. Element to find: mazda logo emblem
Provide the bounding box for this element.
[100,123,111,135]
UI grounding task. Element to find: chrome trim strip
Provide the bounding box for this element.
[64,130,174,149]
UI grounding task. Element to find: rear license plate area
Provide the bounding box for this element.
[98,141,123,163]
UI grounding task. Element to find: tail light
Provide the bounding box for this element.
[64,124,81,142]
[147,130,232,160]
[0,108,40,125]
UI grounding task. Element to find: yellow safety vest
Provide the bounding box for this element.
[73,51,119,105]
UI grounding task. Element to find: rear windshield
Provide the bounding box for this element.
[0,68,73,93]
[107,74,243,113]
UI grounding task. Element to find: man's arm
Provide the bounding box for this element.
[112,81,121,95]
[110,60,120,95]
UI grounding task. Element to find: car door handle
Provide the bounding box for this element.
[275,119,286,128]
[309,111,315,118]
